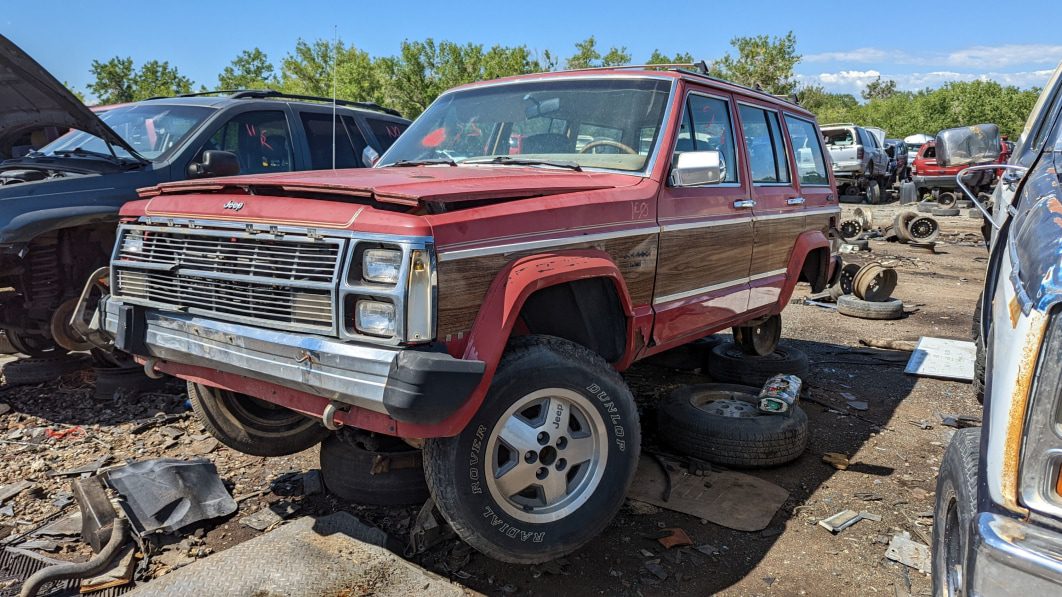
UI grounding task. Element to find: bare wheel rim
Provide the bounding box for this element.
[942,496,963,595]
[485,388,608,524]
[213,387,315,436]
[691,393,760,418]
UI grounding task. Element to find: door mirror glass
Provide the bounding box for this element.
[187,150,240,179]
[670,150,725,186]
[935,124,1001,167]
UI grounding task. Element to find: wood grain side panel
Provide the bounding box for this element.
[654,222,752,297]
[751,216,806,274]
[436,234,658,339]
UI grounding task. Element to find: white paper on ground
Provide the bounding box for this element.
[904,336,976,381]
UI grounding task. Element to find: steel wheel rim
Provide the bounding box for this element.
[215,388,313,434]
[485,388,608,524]
[692,394,759,418]
[942,497,964,595]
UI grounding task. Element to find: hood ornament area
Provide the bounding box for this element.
[223,200,244,211]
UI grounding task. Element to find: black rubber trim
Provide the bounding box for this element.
[113,303,148,355]
[382,350,485,424]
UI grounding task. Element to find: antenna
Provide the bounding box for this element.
[332,25,338,170]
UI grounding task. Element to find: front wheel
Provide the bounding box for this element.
[423,335,640,564]
[733,314,781,356]
[933,428,979,596]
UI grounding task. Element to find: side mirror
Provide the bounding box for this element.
[670,150,725,186]
[187,150,240,179]
[884,144,896,158]
[935,124,1001,167]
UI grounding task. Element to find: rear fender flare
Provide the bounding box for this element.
[779,229,831,306]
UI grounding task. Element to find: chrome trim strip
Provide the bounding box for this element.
[652,267,788,305]
[755,211,804,221]
[659,217,751,232]
[437,225,659,262]
[441,220,657,251]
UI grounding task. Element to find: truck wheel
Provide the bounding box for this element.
[187,381,330,457]
[933,428,979,597]
[893,210,918,243]
[865,180,882,204]
[707,342,809,386]
[4,330,63,357]
[836,295,904,320]
[423,335,639,564]
[733,314,781,356]
[656,384,808,467]
[319,433,430,506]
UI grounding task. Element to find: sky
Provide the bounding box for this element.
[5,0,1062,100]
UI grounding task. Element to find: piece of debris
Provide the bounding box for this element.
[910,420,932,430]
[0,403,10,416]
[657,528,693,549]
[639,548,654,557]
[106,458,237,535]
[31,512,81,538]
[694,544,720,556]
[240,501,298,531]
[643,559,668,581]
[626,500,662,515]
[0,480,32,503]
[758,374,802,413]
[847,400,869,411]
[158,425,185,439]
[854,492,884,502]
[885,532,931,573]
[859,338,917,351]
[301,470,323,496]
[939,414,981,429]
[17,539,59,552]
[407,499,453,556]
[628,458,788,532]
[129,413,188,434]
[817,510,880,534]
[80,543,137,593]
[822,453,850,470]
[188,437,219,455]
[905,337,976,381]
[48,455,111,478]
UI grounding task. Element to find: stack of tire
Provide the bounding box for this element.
[838,207,874,251]
[915,191,971,218]
[828,261,903,320]
[655,315,810,468]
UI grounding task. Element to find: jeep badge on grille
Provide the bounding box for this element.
[223,201,244,211]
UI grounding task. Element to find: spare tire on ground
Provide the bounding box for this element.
[656,384,809,467]
[932,208,961,216]
[836,295,904,320]
[93,365,169,401]
[2,354,91,386]
[319,433,430,506]
[916,201,935,213]
[707,342,809,386]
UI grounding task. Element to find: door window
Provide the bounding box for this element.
[738,105,790,184]
[300,113,368,169]
[675,94,738,183]
[783,115,829,186]
[364,118,408,152]
[203,111,292,174]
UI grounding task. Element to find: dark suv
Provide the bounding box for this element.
[0,35,409,355]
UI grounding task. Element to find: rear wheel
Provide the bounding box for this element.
[187,381,330,457]
[865,179,882,204]
[733,314,781,356]
[423,335,639,564]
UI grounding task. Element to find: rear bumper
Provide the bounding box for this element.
[913,174,959,189]
[967,511,1062,595]
[100,296,485,425]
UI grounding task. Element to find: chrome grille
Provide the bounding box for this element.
[112,225,343,333]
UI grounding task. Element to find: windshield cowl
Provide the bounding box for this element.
[378,77,673,175]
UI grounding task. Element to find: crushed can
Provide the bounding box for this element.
[758,374,802,414]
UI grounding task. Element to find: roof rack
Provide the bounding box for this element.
[672,61,802,108]
[821,123,858,128]
[227,90,403,118]
[144,89,403,118]
[556,63,695,73]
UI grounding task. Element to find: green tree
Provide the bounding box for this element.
[708,31,800,94]
[219,48,275,90]
[132,60,192,99]
[63,81,86,103]
[862,76,897,101]
[279,38,382,104]
[647,50,694,65]
[565,36,630,69]
[88,57,136,104]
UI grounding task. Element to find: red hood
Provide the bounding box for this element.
[138,166,641,207]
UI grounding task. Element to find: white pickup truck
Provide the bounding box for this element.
[821,123,891,203]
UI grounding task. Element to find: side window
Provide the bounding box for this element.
[675,94,738,183]
[738,105,790,184]
[203,111,292,174]
[783,115,829,186]
[365,118,408,152]
[300,112,367,170]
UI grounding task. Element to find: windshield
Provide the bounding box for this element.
[39,104,214,161]
[378,78,673,173]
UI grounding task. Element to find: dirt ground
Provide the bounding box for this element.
[0,202,988,596]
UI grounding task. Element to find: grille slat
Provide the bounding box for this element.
[114,226,342,333]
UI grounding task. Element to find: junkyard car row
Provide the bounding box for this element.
[2,28,1062,594]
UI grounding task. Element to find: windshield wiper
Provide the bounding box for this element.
[390,158,457,167]
[463,156,583,171]
[52,147,145,167]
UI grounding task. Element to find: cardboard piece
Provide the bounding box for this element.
[905,336,976,381]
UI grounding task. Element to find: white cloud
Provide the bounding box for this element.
[804,43,1062,70]
[797,69,1054,95]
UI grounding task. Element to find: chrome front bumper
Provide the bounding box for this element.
[99,296,484,424]
[968,511,1062,595]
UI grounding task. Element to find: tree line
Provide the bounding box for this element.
[75,32,1039,138]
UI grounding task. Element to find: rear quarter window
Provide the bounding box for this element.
[784,115,830,186]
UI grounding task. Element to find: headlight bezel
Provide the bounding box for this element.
[1018,307,1062,518]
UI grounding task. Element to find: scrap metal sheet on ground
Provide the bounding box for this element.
[627,458,789,532]
[125,513,476,596]
[904,336,976,381]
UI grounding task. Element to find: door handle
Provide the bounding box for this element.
[733,199,756,209]
[786,197,806,205]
